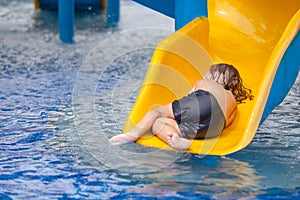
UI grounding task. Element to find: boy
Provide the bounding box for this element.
[109,63,253,150]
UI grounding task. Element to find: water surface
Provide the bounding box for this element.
[0,0,299,199]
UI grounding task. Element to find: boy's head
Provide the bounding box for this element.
[203,63,253,103]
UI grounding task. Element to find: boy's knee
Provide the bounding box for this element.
[152,117,166,135]
[153,106,165,116]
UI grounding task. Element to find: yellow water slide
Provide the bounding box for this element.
[124,0,300,155]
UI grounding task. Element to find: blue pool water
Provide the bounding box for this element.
[0,0,299,199]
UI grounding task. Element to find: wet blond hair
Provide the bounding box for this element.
[204,63,253,103]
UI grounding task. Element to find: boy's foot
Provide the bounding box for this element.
[167,132,191,150]
[109,133,137,145]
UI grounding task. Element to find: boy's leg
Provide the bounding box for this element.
[167,132,191,150]
[109,104,174,145]
[152,117,191,150]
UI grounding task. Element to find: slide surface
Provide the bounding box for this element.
[124,0,300,155]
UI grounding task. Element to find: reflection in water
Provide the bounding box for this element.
[202,157,263,198]
[120,155,262,199]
